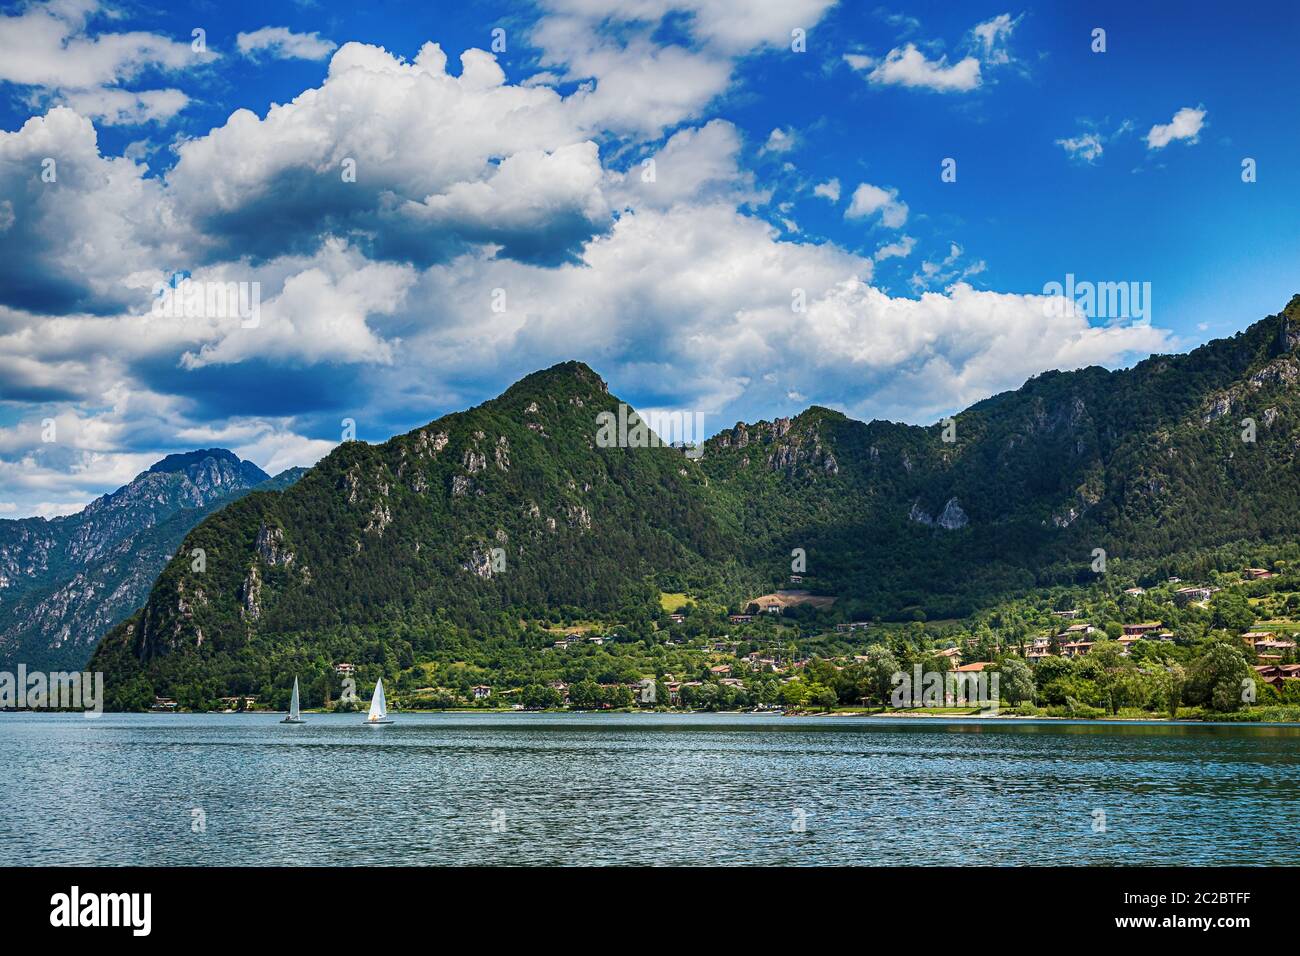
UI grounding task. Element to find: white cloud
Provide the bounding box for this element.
[848,43,981,92]
[179,246,415,369]
[971,13,1020,66]
[0,107,180,316]
[611,120,763,210]
[845,182,909,228]
[1147,106,1206,149]
[237,27,338,61]
[0,12,1181,516]
[531,0,836,136]
[812,178,840,202]
[1056,132,1104,163]
[760,126,796,155]
[165,42,607,266]
[874,234,916,262]
[53,87,189,125]
[0,0,198,88]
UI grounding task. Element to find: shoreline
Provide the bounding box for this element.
[39,706,1300,727]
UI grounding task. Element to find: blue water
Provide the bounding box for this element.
[2,712,1298,865]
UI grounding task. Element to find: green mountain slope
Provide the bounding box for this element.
[89,297,1300,703]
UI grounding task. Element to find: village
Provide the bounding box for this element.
[145,563,1300,718]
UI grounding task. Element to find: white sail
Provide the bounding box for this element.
[289,678,300,720]
[368,678,387,721]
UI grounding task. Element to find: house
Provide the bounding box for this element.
[1060,640,1094,658]
[1244,568,1275,580]
[333,663,355,676]
[1252,637,1297,655]
[789,575,804,584]
[586,635,604,646]
[151,697,178,712]
[1052,609,1081,619]
[1123,587,1146,596]
[835,621,871,633]
[1026,637,1053,661]
[709,664,733,676]
[1123,622,1163,636]
[472,685,492,700]
[935,646,962,665]
[664,681,682,705]
[1254,664,1300,687]
[548,681,570,701]
[1151,632,1176,643]
[668,613,686,624]
[954,662,992,672]
[1117,636,1142,656]
[728,614,754,624]
[719,678,746,688]
[1174,586,1214,605]
[1063,623,1095,634]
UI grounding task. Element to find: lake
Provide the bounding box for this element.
[3,712,1298,866]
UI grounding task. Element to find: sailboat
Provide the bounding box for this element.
[281,677,307,724]
[365,678,394,725]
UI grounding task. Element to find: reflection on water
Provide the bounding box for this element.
[2,712,1298,866]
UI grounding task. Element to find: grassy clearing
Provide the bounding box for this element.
[659,592,690,612]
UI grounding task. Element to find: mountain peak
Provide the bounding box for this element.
[500,360,607,399]
[146,448,243,475]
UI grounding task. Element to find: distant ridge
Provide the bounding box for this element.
[0,449,303,670]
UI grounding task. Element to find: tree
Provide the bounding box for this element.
[1159,663,1186,719]
[809,683,838,712]
[1188,641,1252,712]
[1211,592,1256,632]
[857,645,900,707]
[997,658,1035,707]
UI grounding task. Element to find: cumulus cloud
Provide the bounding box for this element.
[237,26,338,61]
[760,127,796,154]
[0,0,197,88]
[611,120,763,210]
[845,182,909,228]
[531,0,836,136]
[874,234,916,262]
[846,43,981,92]
[0,108,178,315]
[812,178,841,202]
[0,0,205,128]
[53,87,189,125]
[165,42,608,267]
[1146,106,1206,149]
[0,12,1179,516]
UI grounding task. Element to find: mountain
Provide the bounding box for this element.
[89,297,1300,705]
[0,449,295,671]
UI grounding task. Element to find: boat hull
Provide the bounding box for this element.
[281,717,307,724]
[365,719,394,725]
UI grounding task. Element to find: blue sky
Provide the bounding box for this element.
[0,0,1297,516]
